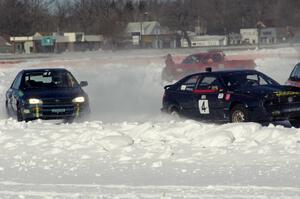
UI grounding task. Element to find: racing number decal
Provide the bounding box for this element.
[199,100,209,114]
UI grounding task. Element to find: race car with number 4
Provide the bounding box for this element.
[161,69,300,127]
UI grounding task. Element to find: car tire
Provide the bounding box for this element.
[169,107,180,119]
[16,108,23,122]
[230,104,249,123]
[5,100,11,117]
[289,117,300,128]
[63,117,74,124]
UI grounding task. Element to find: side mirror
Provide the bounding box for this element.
[80,81,88,87]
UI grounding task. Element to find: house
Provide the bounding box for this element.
[10,36,34,53]
[228,33,241,45]
[126,21,175,48]
[0,36,12,53]
[260,28,276,44]
[82,35,103,50]
[240,28,277,45]
[276,27,300,44]
[240,28,258,44]
[54,32,103,52]
[32,32,55,53]
[181,35,227,48]
[10,32,104,53]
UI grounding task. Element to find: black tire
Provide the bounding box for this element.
[63,117,74,124]
[289,117,300,128]
[5,100,11,118]
[16,108,24,122]
[230,104,249,123]
[169,106,180,119]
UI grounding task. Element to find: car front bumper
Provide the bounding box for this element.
[20,103,90,121]
[250,104,300,122]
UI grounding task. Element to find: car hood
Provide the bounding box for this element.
[235,85,300,97]
[23,87,86,99]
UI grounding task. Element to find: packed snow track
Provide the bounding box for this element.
[0,48,300,198]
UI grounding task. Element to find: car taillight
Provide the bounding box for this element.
[225,93,231,101]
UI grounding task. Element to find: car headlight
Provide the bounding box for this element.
[28,98,43,105]
[72,96,85,103]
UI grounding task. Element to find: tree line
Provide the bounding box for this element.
[1,0,300,39]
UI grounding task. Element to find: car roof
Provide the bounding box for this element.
[22,68,69,73]
[185,69,259,78]
[190,51,223,56]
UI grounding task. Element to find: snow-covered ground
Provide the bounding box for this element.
[0,48,300,198]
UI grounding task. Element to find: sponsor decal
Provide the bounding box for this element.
[199,99,209,114]
[274,91,300,97]
[218,93,224,99]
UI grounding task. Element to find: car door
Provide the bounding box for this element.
[201,54,220,70]
[192,74,226,121]
[6,72,23,115]
[180,55,202,75]
[173,74,202,117]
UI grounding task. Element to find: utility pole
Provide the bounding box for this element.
[256,21,266,49]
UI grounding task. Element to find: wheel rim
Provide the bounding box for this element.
[232,110,245,123]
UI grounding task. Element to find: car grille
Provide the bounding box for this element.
[42,98,73,105]
[40,98,75,117]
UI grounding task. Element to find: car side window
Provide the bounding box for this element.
[257,74,269,85]
[197,76,222,91]
[178,75,201,91]
[182,55,199,64]
[246,74,271,86]
[11,72,22,89]
[212,53,222,62]
[202,55,214,64]
[245,74,259,86]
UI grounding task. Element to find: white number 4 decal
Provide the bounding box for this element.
[199,100,209,114]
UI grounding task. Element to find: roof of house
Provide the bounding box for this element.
[188,35,226,41]
[84,35,104,42]
[55,35,70,43]
[126,21,160,35]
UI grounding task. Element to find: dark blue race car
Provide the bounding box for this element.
[6,68,90,122]
[161,69,300,127]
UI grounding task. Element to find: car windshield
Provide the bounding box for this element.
[22,70,79,89]
[222,72,280,90]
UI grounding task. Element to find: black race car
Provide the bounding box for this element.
[161,69,300,127]
[6,68,90,122]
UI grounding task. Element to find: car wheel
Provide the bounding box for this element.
[289,117,300,128]
[169,107,180,119]
[230,104,249,123]
[16,108,23,122]
[63,117,74,124]
[5,100,11,117]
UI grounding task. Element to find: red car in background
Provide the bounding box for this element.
[286,63,300,87]
[162,51,256,81]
